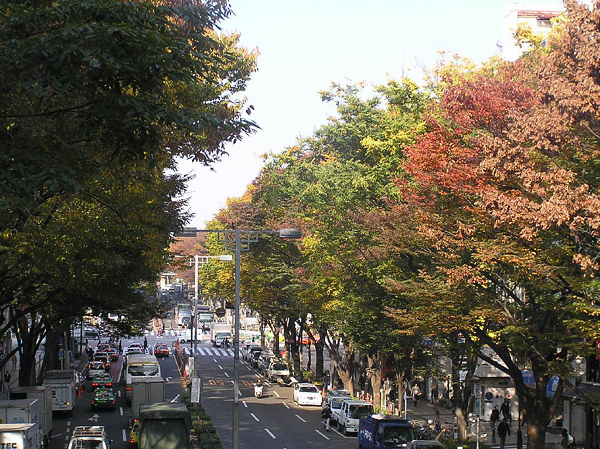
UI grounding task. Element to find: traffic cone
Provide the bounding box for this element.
[77,384,83,398]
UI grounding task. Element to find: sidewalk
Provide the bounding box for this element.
[404,398,561,448]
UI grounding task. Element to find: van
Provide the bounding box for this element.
[338,399,374,435]
[266,359,290,381]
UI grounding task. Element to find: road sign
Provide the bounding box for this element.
[191,377,201,404]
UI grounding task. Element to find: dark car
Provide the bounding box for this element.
[91,373,113,391]
[106,347,119,361]
[91,388,116,411]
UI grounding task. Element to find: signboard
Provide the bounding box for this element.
[58,349,64,360]
[191,377,202,404]
[474,383,481,416]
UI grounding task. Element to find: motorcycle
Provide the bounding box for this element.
[254,383,263,398]
[276,375,297,387]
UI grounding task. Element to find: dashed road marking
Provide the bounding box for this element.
[120,407,123,415]
[282,402,290,409]
[315,429,331,440]
[273,391,280,398]
[250,413,260,422]
[242,401,248,408]
[224,372,230,378]
[265,429,276,439]
[122,429,127,442]
[295,414,306,423]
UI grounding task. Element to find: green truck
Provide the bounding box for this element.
[138,403,192,449]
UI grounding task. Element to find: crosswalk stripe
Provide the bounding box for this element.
[227,349,234,356]
[197,347,206,355]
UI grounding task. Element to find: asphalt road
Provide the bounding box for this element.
[194,340,354,449]
[48,334,183,449]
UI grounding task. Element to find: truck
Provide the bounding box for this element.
[125,354,161,403]
[0,423,41,449]
[68,425,111,449]
[132,377,165,419]
[357,414,416,449]
[210,322,231,345]
[337,399,374,435]
[138,403,192,449]
[10,387,53,445]
[42,370,76,415]
[0,399,44,446]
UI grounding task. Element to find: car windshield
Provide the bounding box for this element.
[139,419,188,449]
[128,365,159,376]
[350,404,374,419]
[90,363,104,369]
[330,397,346,409]
[299,386,319,393]
[216,333,230,338]
[272,363,287,370]
[382,427,415,445]
[70,440,104,449]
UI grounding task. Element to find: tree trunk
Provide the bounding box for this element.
[368,354,383,409]
[315,338,324,380]
[395,372,406,416]
[326,338,355,395]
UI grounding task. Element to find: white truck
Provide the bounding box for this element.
[10,387,53,446]
[0,423,41,449]
[337,399,374,435]
[42,370,76,416]
[210,322,232,346]
[0,400,44,447]
[132,377,165,419]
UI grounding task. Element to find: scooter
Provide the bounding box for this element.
[254,383,263,398]
[276,375,297,387]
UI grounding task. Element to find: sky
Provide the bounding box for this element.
[178,0,565,228]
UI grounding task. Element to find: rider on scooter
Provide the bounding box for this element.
[254,379,263,398]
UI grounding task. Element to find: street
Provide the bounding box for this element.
[192,338,351,449]
[48,334,183,449]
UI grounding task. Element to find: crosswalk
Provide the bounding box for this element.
[195,347,234,357]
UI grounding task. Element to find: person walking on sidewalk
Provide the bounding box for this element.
[490,405,500,443]
[321,404,332,431]
[411,383,421,407]
[558,428,574,449]
[3,371,11,393]
[497,417,511,449]
[500,397,512,425]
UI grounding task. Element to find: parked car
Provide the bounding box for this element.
[243,345,261,363]
[293,383,322,406]
[338,399,374,435]
[250,350,262,368]
[153,344,169,358]
[323,389,351,425]
[266,358,290,381]
[91,388,117,411]
[257,353,273,374]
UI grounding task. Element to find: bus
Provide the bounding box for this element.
[125,354,161,403]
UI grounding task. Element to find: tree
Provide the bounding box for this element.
[378,3,600,446]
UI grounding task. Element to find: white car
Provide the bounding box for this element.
[68,426,111,449]
[87,361,105,379]
[293,383,322,406]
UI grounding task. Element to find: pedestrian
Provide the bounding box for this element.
[321,404,332,431]
[490,405,500,443]
[358,372,366,393]
[411,383,421,407]
[558,428,574,449]
[500,398,511,425]
[497,417,511,449]
[143,337,148,351]
[118,340,122,354]
[3,371,11,393]
[430,384,439,404]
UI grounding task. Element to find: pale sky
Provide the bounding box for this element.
[178,0,565,227]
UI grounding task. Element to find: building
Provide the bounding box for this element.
[501,3,563,60]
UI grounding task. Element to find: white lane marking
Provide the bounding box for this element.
[50,432,68,439]
[224,372,230,378]
[213,358,217,363]
[295,414,307,423]
[315,429,331,440]
[273,391,280,398]
[118,390,122,397]
[331,428,353,439]
[265,429,276,439]
[198,347,206,355]
[250,413,260,422]
[120,407,123,416]
[218,364,223,370]
[242,401,248,408]
[122,429,127,442]
[255,374,262,379]
[246,366,252,371]
[227,349,234,356]
[264,381,271,386]
[67,420,71,426]
[282,402,290,409]
[171,394,181,403]
[65,435,69,440]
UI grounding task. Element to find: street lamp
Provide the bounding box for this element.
[175,227,302,449]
